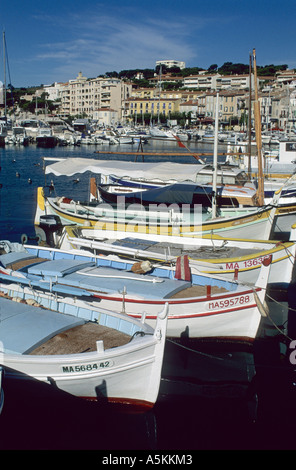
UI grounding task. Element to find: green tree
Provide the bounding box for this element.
[208,64,218,72]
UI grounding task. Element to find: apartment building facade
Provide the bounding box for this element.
[56,72,132,120]
[183,73,220,90]
[182,72,259,91]
[123,97,182,121]
[194,91,246,123]
[123,88,205,121]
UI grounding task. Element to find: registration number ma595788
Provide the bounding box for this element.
[208,295,251,310]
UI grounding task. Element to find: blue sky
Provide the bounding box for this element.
[1,0,296,88]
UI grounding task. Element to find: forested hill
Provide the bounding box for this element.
[103,62,289,80]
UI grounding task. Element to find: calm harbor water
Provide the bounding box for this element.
[1,140,296,451]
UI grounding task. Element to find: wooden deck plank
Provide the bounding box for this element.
[6,257,48,271]
[169,284,228,299]
[29,322,131,355]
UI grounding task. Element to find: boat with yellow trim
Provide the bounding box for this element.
[34,185,282,241]
[48,224,296,290]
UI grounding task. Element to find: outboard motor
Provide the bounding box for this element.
[39,215,63,247]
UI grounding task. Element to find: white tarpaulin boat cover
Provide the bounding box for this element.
[44,158,212,183]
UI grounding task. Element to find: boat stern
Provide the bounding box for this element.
[34,187,47,225]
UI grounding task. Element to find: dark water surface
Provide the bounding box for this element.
[1,141,296,452]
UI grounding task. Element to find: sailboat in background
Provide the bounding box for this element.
[0,31,8,147]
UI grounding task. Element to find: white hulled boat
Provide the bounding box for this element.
[0,276,168,409]
[0,240,271,342]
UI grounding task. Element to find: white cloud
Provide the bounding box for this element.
[31,11,203,80]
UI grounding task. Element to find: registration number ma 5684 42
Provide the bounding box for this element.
[61,361,112,373]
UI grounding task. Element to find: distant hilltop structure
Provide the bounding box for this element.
[156,60,185,70]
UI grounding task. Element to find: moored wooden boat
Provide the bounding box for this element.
[97,181,258,208]
[0,240,272,342]
[0,292,168,410]
[34,185,281,240]
[55,224,296,289]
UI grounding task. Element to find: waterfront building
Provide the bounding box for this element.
[57,72,132,122]
[193,91,247,124]
[131,87,201,102]
[92,108,119,127]
[122,96,182,122]
[179,100,199,120]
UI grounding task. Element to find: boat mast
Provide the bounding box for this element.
[3,31,6,118]
[157,65,162,124]
[248,52,252,179]
[252,48,264,206]
[212,92,219,218]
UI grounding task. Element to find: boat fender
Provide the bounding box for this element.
[21,233,28,244]
[262,254,272,266]
[253,289,268,317]
[58,197,72,205]
[131,260,152,274]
